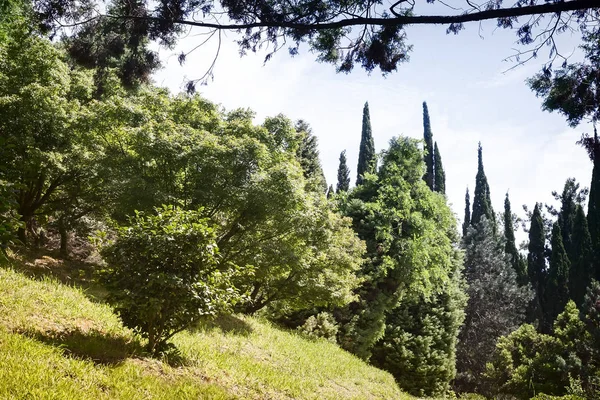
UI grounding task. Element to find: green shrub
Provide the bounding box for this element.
[100,205,239,354]
[297,312,339,342]
[457,394,488,400]
[486,301,593,399]
[530,395,586,400]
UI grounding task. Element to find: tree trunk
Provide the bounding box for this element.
[17,226,26,245]
[58,218,69,259]
[17,214,31,245]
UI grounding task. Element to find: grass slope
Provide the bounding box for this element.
[0,254,410,400]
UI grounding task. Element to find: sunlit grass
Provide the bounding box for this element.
[0,255,410,399]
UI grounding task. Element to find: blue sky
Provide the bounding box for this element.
[152,16,593,243]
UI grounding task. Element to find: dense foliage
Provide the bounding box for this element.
[487,296,600,399]
[100,206,238,354]
[371,266,465,397]
[0,25,365,333]
[457,217,531,392]
[0,23,99,245]
[336,137,465,396]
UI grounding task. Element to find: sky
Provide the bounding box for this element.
[152,11,594,244]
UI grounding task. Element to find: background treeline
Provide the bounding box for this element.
[2,3,600,399]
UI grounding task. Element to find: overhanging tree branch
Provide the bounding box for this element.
[99,0,597,31]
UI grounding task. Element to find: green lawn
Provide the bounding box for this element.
[0,253,410,399]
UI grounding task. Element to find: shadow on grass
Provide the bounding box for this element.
[192,314,253,337]
[22,328,145,366]
[5,247,108,304]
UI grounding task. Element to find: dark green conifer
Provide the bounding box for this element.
[545,222,570,331]
[356,102,376,185]
[327,184,334,199]
[423,102,434,191]
[569,205,594,308]
[372,278,465,397]
[588,128,600,280]
[504,193,528,285]
[471,143,495,228]
[527,203,547,329]
[434,142,445,194]
[336,150,351,193]
[556,178,580,262]
[457,217,531,392]
[463,188,471,237]
[295,120,327,193]
[340,137,465,396]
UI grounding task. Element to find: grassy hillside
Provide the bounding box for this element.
[0,253,410,400]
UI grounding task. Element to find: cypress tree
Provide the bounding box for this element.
[295,121,327,193]
[336,150,351,193]
[372,277,466,397]
[545,222,570,331]
[457,217,531,392]
[327,184,334,199]
[434,142,445,194]
[588,128,600,280]
[504,193,528,285]
[471,143,495,228]
[569,205,594,308]
[423,102,435,191]
[356,102,376,185]
[556,178,579,262]
[463,188,471,237]
[340,137,466,396]
[527,203,547,329]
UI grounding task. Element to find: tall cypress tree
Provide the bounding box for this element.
[463,188,471,237]
[336,150,351,193]
[527,203,547,329]
[504,193,527,285]
[545,222,570,331]
[457,217,531,392]
[423,102,435,191]
[587,128,600,280]
[471,143,495,228]
[556,178,579,262]
[569,205,594,308]
[356,102,376,185]
[434,142,446,194]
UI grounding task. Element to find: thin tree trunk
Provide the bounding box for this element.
[58,217,69,258]
[17,214,31,245]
